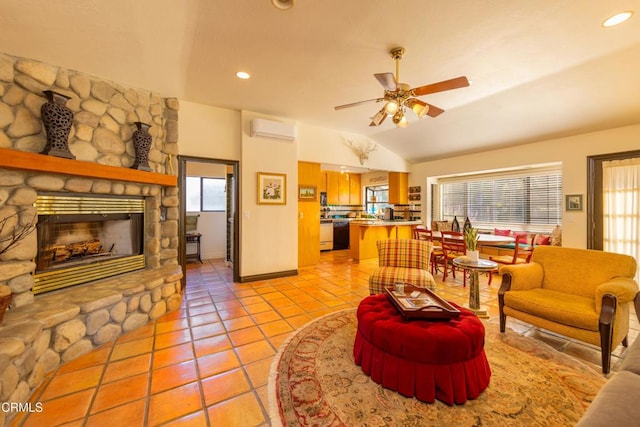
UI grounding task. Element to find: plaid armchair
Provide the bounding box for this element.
[368,239,437,295]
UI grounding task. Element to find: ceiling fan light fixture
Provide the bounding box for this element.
[414,104,429,118]
[603,11,633,27]
[408,100,429,118]
[271,0,295,10]
[384,101,399,114]
[392,110,408,128]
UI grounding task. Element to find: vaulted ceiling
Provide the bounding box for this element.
[2,0,639,162]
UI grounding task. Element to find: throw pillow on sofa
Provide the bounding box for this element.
[534,235,551,246]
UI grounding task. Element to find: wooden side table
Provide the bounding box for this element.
[453,257,498,319]
[186,233,202,263]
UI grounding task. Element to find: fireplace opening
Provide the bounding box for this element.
[33,194,146,294]
[36,213,143,271]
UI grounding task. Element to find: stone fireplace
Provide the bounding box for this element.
[0,52,182,425]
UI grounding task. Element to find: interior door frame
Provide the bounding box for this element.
[586,149,640,250]
[178,155,240,285]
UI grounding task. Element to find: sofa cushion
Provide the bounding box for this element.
[504,288,598,331]
[618,336,640,375]
[433,221,452,232]
[576,371,640,427]
[531,246,638,299]
[494,228,511,236]
[533,234,551,246]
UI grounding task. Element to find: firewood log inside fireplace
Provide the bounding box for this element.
[48,239,104,262]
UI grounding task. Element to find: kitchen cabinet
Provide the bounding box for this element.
[326,171,361,205]
[319,171,327,193]
[349,174,361,205]
[388,172,408,204]
[326,171,341,205]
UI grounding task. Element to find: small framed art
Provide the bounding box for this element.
[298,185,317,201]
[258,172,286,205]
[565,194,583,211]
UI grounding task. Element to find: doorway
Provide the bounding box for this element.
[178,155,240,285]
[587,149,640,250]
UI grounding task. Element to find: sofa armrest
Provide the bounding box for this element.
[498,262,544,292]
[595,277,639,313]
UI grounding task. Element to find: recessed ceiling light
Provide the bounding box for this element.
[236,71,251,79]
[603,11,633,27]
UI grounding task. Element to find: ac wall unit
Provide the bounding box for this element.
[250,118,297,142]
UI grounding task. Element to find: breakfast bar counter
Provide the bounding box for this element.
[349,220,423,261]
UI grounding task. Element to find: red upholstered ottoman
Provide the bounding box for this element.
[353,294,491,405]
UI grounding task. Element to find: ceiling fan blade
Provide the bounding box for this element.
[369,107,387,126]
[411,76,470,97]
[334,98,384,110]
[374,73,397,91]
[424,102,444,117]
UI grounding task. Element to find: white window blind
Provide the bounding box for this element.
[437,166,562,232]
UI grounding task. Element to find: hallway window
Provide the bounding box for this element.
[186,177,226,212]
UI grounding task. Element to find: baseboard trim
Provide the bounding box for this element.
[239,269,298,283]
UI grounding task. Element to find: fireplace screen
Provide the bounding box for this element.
[33,194,146,294]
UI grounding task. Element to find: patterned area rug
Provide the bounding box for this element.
[268,309,605,426]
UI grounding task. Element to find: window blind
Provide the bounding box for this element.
[437,166,562,233]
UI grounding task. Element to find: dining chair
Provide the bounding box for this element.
[413,225,428,240]
[426,229,444,275]
[490,232,534,267]
[437,230,467,286]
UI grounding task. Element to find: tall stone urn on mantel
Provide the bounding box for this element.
[40,90,75,159]
[131,121,152,172]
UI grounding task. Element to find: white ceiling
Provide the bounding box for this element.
[1,0,639,163]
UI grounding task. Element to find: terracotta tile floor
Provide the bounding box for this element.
[14,250,640,426]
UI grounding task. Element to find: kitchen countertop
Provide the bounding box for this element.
[350,220,423,226]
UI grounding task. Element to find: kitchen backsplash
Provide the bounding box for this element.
[321,205,364,218]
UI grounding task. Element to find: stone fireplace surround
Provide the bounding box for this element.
[0,52,182,425]
[0,168,183,425]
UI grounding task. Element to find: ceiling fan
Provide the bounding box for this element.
[334,47,470,128]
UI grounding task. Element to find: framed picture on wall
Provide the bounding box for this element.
[258,172,286,205]
[298,185,317,201]
[565,194,583,211]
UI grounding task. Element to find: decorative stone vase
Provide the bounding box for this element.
[131,122,152,172]
[468,250,479,263]
[40,90,75,159]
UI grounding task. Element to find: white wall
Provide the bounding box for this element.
[179,101,242,160]
[297,123,409,172]
[410,124,640,248]
[240,111,298,277]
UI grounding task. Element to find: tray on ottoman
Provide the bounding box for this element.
[385,284,460,320]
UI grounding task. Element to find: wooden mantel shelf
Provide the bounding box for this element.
[0,147,177,187]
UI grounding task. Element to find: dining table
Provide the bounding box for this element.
[431,231,515,246]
